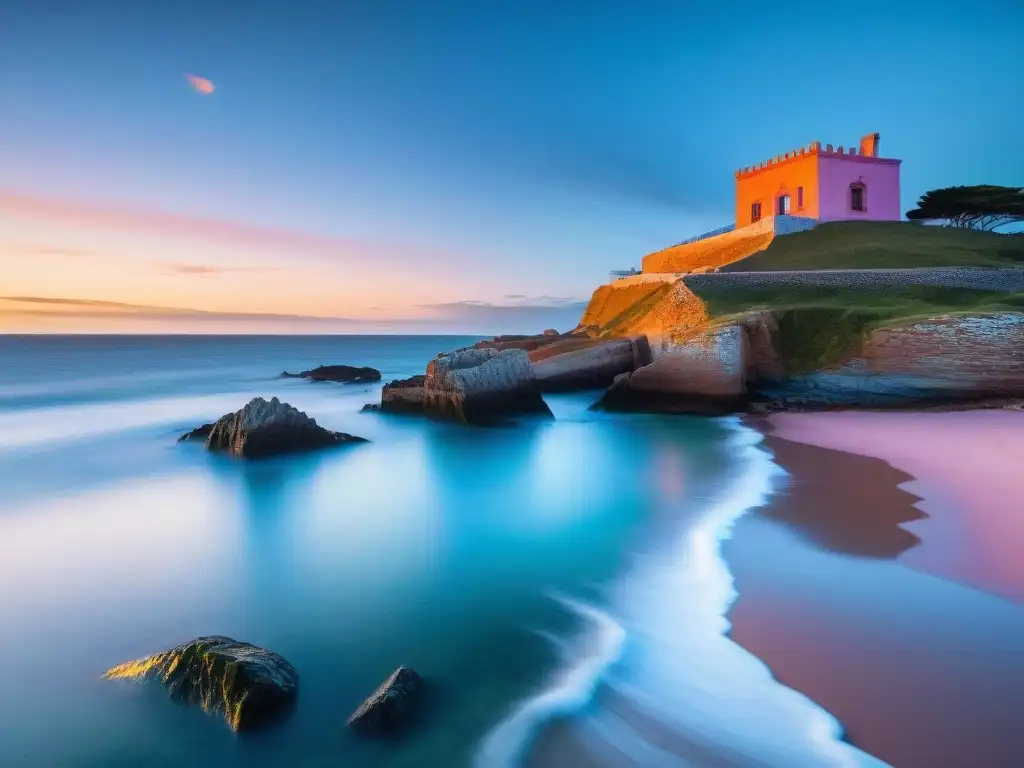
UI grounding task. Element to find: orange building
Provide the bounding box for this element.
[734,132,900,227]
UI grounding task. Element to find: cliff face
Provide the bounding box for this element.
[576,275,709,342]
[596,311,1024,412]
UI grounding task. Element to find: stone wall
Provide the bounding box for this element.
[684,267,1024,293]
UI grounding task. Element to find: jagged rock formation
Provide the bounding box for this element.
[180,397,366,458]
[576,275,709,342]
[346,666,423,734]
[422,347,552,425]
[103,636,299,731]
[281,365,381,383]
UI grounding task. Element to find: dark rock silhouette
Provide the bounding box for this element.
[179,397,366,458]
[347,666,423,734]
[103,636,299,731]
[280,365,381,383]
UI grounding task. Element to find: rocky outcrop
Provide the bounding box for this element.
[281,365,381,383]
[181,397,366,458]
[532,336,651,392]
[346,666,423,734]
[104,636,298,731]
[177,423,215,442]
[422,348,552,425]
[593,311,1024,413]
[379,375,427,414]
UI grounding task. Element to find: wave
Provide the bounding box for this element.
[474,595,627,768]
[475,417,890,768]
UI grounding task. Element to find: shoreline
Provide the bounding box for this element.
[523,418,881,768]
[727,411,1024,767]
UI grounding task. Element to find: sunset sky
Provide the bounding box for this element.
[2,1,1021,333]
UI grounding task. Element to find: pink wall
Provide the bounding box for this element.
[817,153,901,222]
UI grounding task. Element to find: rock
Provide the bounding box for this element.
[531,336,650,392]
[361,403,380,412]
[177,422,214,442]
[542,328,559,336]
[422,347,552,425]
[183,396,367,459]
[380,375,427,415]
[590,371,740,415]
[103,636,298,731]
[280,365,381,383]
[346,666,423,734]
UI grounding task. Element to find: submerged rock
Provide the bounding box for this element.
[280,365,381,383]
[380,375,427,415]
[346,666,423,734]
[181,396,366,459]
[103,636,298,731]
[422,347,552,425]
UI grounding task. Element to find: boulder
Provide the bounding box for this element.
[380,375,427,415]
[181,397,367,459]
[280,365,381,383]
[177,423,214,442]
[422,347,552,425]
[346,666,423,734]
[531,336,650,392]
[103,636,298,731]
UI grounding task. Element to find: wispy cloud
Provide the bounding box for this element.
[5,242,95,258]
[158,262,277,276]
[0,191,471,268]
[1,294,587,335]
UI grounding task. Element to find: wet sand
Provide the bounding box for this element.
[766,410,1024,604]
[728,412,1024,768]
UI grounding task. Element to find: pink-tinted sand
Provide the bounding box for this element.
[768,410,1024,604]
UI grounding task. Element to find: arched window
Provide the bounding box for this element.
[850,183,867,212]
[777,194,791,215]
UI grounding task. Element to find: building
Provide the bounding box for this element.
[734,132,901,228]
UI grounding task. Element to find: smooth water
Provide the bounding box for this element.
[0,336,879,767]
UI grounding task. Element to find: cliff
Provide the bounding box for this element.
[582,262,1024,412]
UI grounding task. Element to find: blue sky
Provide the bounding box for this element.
[1,0,1021,333]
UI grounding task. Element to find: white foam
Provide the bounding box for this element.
[474,596,627,768]
[475,417,891,768]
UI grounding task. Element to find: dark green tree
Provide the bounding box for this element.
[906,185,1024,231]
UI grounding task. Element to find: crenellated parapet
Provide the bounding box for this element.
[735,132,889,179]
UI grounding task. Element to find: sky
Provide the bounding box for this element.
[1,0,1022,334]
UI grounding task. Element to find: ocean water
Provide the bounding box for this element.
[0,336,879,768]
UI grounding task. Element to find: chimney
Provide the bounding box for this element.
[859,132,880,158]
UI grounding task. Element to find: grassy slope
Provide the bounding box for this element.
[690,284,1024,375]
[723,221,1024,272]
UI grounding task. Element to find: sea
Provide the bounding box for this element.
[0,335,885,768]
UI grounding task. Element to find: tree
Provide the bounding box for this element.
[906,185,1024,231]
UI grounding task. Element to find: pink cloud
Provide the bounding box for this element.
[184,74,215,95]
[0,191,461,268]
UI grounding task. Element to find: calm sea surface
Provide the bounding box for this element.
[0,336,881,768]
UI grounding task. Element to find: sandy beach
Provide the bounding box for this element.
[728,410,1024,768]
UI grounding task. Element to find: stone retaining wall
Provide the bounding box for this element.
[683,267,1024,293]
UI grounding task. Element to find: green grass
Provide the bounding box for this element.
[723,221,1024,272]
[690,284,1024,374]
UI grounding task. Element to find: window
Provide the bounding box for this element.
[777,194,790,215]
[797,186,804,209]
[751,202,762,222]
[850,184,866,212]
